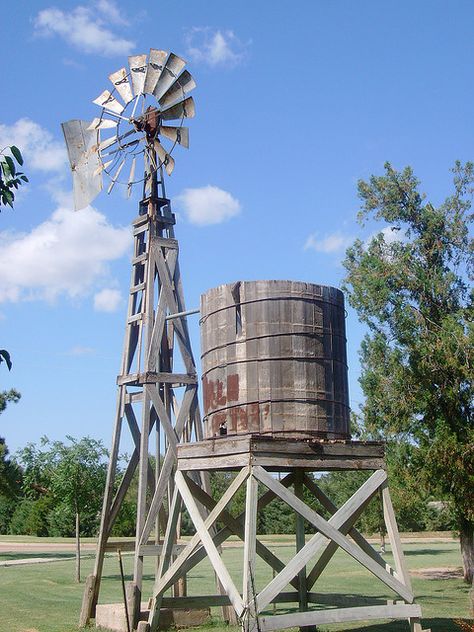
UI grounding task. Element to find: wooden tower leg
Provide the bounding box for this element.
[294,472,316,632]
[243,469,258,631]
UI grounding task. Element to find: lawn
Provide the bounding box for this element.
[0,535,471,632]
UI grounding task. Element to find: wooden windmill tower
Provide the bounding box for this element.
[62,49,213,630]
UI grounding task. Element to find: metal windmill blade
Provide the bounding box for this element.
[62,48,195,210]
[61,119,103,211]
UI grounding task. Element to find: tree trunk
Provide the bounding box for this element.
[459,515,473,584]
[76,511,81,583]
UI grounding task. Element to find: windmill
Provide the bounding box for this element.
[62,49,212,631]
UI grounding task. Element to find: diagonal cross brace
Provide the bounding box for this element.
[153,246,195,374]
[302,473,398,588]
[154,472,298,596]
[175,469,246,617]
[138,385,197,546]
[183,474,300,590]
[153,466,250,601]
[146,247,178,371]
[253,467,414,612]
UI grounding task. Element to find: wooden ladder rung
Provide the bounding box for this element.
[133,223,148,236]
[125,392,143,404]
[128,313,143,324]
[132,253,148,264]
[130,282,146,294]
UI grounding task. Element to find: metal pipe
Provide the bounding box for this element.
[165,308,200,320]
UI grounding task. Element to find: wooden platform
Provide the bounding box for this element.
[177,435,385,471]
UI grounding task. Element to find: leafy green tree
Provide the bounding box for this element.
[343,161,473,582]
[17,436,108,581]
[0,145,28,209]
[0,390,21,534]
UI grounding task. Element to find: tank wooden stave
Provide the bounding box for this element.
[200,280,350,440]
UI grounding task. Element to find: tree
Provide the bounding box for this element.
[0,145,28,209]
[0,390,21,535]
[343,161,474,582]
[17,436,108,581]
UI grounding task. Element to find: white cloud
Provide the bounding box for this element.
[34,4,134,57]
[174,185,241,226]
[97,0,128,25]
[185,27,249,68]
[367,226,405,245]
[68,345,95,356]
[94,287,122,312]
[0,118,67,174]
[304,232,353,254]
[0,204,131,304]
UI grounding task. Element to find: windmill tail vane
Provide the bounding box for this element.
[61,48,196,211]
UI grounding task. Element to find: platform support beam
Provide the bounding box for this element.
[147,450,429,632]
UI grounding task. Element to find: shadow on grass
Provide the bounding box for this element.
[0,552,75,561]
[404,548,454,556]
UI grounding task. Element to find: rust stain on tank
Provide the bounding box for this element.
[229,406,248,433]
[247,402,260,432]
[203,375,227,414]
[227,374,239,402]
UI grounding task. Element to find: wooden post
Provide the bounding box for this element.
[243,469,258,630]
[294,471,315,632]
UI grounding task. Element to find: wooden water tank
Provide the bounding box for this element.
[200,280,350,440]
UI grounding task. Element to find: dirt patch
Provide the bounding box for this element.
[411,566,463,579]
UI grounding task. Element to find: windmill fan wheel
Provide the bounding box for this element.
[61,48,195,210]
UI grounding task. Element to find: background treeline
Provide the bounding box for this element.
[0,434,455,539]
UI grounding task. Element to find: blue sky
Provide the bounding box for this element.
[1,0,474,453]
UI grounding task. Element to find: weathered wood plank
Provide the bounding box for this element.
[138,385,197,545]
[294,472,308,613]
[154,236,178,249]
[132,252,148,264]
[253,467,413,609]
[182,473,300,591]
[251,456,385,471]
[154,247,195,374]
[86,388,125,622]
[243,471,258,611]
[178,436,384,458]
[303,474,398,583]
[146,248,178,372]
[175,470,245,617]
[161,595,232,608]
[148,488,182,632]
[253,469,388,612]
[259,604,422,631]
[138,544,185,556]
[153,467,250,596]
[117,372,197,386]
[382,483,413,593]
[178,455,384,471]
[79,574,96,627]
[177,454,252,471]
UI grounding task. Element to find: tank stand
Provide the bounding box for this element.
[143,437,429,632]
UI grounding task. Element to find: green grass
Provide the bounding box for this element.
[0,537,470,632]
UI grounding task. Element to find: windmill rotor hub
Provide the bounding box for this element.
[133,107,161,140]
